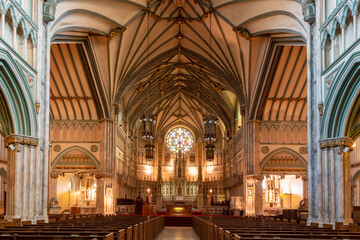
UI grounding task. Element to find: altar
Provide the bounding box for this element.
[166,204,192,216]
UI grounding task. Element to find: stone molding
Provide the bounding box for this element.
[95,172,113,179]
[319,137,354,150]
[4,134,38,148]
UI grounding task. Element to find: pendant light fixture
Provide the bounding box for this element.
[140,5,155,161]
[203,7,218,162]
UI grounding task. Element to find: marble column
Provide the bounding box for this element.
[0,10,5,39]
[318,137,354,226]
[12,23,17,51]
[353,11,358,40]
[3,135,38,222]
[340,25,345,53]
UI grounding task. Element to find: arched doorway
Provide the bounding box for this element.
[49,146,100,214]
[260,148,307,215]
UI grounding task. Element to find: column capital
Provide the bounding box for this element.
[4,134,38,148]
[319,137,354,150]
[50,172,60,178]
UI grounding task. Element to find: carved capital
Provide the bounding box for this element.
[4,134,39,148]
[319,137,354,150]
[50,172,60,178]
[302,0,315,24]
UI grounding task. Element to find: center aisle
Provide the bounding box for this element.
[157,226,199,240]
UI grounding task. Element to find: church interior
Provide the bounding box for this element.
[0,0,360,239]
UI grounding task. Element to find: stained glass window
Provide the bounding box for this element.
[166,127,194,153]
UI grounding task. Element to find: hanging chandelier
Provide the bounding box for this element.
[202,9,218,162]
[205,143,215,162]
[203,115,218,161]
[203,115,218,143]
[140,113,156,141]
[139,7,155,161]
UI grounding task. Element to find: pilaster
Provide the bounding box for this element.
[95,173,114,214]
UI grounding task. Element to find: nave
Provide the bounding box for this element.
[1,0,360,237]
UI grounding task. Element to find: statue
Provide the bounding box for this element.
[135,194,144,215]
[298,198,308,209]
[178,183,182,195]
[48,197,61,214]
[49,197,59,208]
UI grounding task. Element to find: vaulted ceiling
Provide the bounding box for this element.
[50,0,308,136]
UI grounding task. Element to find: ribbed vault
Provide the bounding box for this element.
[51,0,307,135]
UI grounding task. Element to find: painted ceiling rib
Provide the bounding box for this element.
[268,46,293,121]
[50,65,70,120]
[59,44,85,120]
[284,51,307,121]
[275,46,302,121]
[66,44,89,120]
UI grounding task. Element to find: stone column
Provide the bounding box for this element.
[48,173,58,201]
[319,137,354,226]
[0,10,5,38]
[95,174,114,214]
[12,23,17,51]
[340,25,345,53]
[254,175,263,215]
[99,119,114,173]
[353,11,358,40]
[302,177,308,200]
[23,35,28,61]
[197,141,203,209]
[330,37,335,62]
[3,135,38,222]
[302,0,320,227]
[245,176,255,216]
[156,141,163,210]
[245,120,261,215]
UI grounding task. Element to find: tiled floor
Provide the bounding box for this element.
[157,226,199,240]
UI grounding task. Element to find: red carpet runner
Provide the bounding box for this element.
[165,216,193,226]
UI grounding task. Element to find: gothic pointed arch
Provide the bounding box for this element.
[321,52,360,140]
[0,48,37,137]
[51,146,100,173]
[260,147,307,175]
